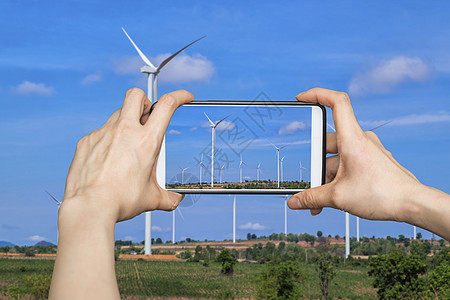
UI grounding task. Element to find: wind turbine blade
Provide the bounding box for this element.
[45,190,61,205]
[269,142,278,150]
[327,123,336,132]
[281,156,285,161]
[157,36,206,72]
[121,28,156,70]
[204,112,214,125]
[177,207,185,221]
[279,144,289,150]
[369,120,393,132]
[215,115,231,127]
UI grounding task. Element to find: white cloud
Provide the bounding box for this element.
[28,235,46,242]
[123,235,135,241]
[112,56,142,75]
[190,126,198,131]
[81,73,102,85]
[279,121,306,135]
[152,226,162,232]
[168,129,181,135]
[13,81,54,96]
[360,111,450,128]
[243,176,251,180]
[113,53,214,84]
[348,56,431,96]
[239,222,267,231]
[216,120,235,131]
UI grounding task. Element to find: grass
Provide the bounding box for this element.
[0,258,377,299]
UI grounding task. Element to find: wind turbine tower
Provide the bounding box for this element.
[122,28,205,255]
[239,154,246,183]
[270,143,288,188]
[233,195,236,243]
[299,161,306,182]
[204,113,229,187]
[280,156,286,183]
[199,154,205,185]
[257,162,261,181]
[220,165,225,183]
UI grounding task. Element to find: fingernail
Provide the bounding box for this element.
[295,92,304,100]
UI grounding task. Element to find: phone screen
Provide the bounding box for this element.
[163,101,324,194]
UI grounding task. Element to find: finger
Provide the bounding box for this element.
[288,183,335,212]
[145,90,194,142]
[326,132,338,154]
[119,88,149,123]
[157,190,185,211]
[140,97,152,125]
[325,155,340,183]
[296,88,363,141]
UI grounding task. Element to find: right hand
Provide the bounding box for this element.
[288,88,421,223]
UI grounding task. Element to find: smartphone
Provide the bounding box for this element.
[154,100,326,194]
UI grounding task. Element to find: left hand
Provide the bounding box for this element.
[61,88,194,223]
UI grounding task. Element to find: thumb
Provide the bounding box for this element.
[287,184,334,216]
[157,190,185,211]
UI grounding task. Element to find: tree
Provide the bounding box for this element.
[316,253,336,300]
[251,233,257,240]
[368,251,427,299]
[416,232,422,240]
[428,261,450,298]
[247,233,252,240]
[155,237,162,244]
[216,249,237,275]
[256,261,305,299]
[1,246,10,255]
[317,231,323,238]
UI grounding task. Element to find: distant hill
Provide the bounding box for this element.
[34,240,55,247]
[0,241,15,247]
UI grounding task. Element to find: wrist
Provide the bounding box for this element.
[58,196,117,232]
[400,182,450,239]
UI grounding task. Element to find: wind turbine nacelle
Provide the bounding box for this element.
[141,65,156,74]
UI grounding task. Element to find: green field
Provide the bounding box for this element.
[0,258,377,299]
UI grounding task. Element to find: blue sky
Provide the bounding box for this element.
[1,1,449,245]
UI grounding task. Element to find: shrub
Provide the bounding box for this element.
[256,260,306,299]
[216,249,237,276]
[24,273,52,299]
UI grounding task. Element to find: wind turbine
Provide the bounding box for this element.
[122,28,205,255]
[198,154,206,185]
[257,162,262,181]
[299,161,307,182]
[172,207,185,244]
[277,195,289,235]
[180,167,189,185]
[45,190,61,206]
[204,113,230,187]
[219,165,225,183]
[280,156,286,183]
[270,143,288,188]
[45,191,61,242]
[233,195,236,243]
[239,154,246,183]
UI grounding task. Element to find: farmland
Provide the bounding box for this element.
[0,258,377,299]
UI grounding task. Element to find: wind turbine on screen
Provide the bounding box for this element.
[299,161,306,182]
[270,143,288,188]
[122,28,205,255]
[204,112,230,187]
[198,154,206,185]
[280,156,286,183]
[239,154,246,183]
[256,162,262,181]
